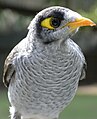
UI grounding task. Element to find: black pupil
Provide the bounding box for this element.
[51,18,61,28]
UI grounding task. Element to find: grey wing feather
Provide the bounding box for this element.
[80,62,87,80]
[3,47,18,88]
[76,43,87,80]
[3,37,29,87]
[69,38,87,80]
[3,63,15,87]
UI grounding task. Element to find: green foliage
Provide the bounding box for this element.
[79,4,97,23]
[0,10,32,32]
[60,95,97,119]
[0,90,9,119]
[46,0,61,4]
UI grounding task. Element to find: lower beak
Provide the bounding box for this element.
[66,17,96,28]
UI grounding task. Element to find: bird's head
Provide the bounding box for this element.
[28,6,96,44]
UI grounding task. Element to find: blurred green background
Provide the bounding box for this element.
[0,0,97,119]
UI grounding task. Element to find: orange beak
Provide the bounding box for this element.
[66,17,96,28]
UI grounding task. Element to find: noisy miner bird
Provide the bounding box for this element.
[3,6,96,119]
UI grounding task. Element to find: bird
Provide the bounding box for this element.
[3,6,96,119]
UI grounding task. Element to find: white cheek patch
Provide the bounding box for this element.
[65,10,82,23]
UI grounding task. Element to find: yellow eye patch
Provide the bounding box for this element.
[41,17,55,30]
[41,17,61,30]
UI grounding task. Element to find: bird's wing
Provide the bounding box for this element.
[76,42,87,80]
[80,61,87,80]
[3,37,32,87]
[3,47,18,88]
[69,38,87,80]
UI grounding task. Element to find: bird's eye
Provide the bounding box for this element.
[41,17,61,30]
[50,18,61,28]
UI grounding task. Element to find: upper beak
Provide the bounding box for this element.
[66,17,96,28]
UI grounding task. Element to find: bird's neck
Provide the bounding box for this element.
[27,30,71,54]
